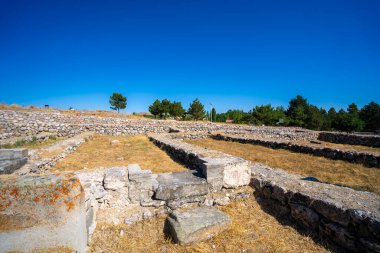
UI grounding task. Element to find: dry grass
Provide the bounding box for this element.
[294,139,380,153]
[52,135,187,173]
[88,195,330,253]
[186,139,380,194]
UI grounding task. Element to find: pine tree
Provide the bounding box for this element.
[188,98,206,120]
[109,92,127,113]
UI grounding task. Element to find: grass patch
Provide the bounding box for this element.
[0,136,62,149]
[186,139,380,195]
[88,195,330,253]
[52,135,187,173]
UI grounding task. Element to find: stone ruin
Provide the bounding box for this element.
[0,109,379,252]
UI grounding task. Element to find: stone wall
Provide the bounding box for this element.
[318,132,380,147]
[149,134,251,190]
[213,134,380,168]
[251,163,380,252]
[0,110,318,142]
[0,173,87,253]
[0,149,28,174]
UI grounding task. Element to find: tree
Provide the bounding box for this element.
[148,99,163,118]
[211,108,216,122]
[161,99,171,119]
[334,104,364,132]
[188,98,206,120]
[286,95,309,126]
[359,102,380,132]
[249,105,288,126]
[169,101,185,118]
[305,105,325,130]
[109,92,127,113]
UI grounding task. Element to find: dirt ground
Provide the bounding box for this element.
[186,139,380,194]
[52,135,187,173]
[88,193,330,253]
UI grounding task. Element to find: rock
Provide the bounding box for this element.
[203,156,251,189]
[143,210,153,219]
[124,213,143,225]
[128,164,153,203]
[0,173,87,253]
[165,206,231,244]
[214,196,230,206]
[104,167,129,190]
[155,171,209,201]
[110,140,120,145]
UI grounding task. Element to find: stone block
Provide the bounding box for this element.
[202,157,251,189]
[128,164,153,203]
[0,173,87,253]
[165,206,231,244]
[104,166,129,190]
[155,171,209,201]
[0,158,27,174]
[0,148,28,161]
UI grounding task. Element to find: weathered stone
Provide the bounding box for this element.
[0,148,28,161]
[128,164,153,203]
[104,166,129,190]
[110,139,120,145]
[166,195,206,210]
[290,204,320,230]
[0,148,28,174]
[214,196,230,206]
[155,171,209,201]
[165,207,231,244]
[0,174,87,253]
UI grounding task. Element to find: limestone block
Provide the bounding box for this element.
[155,171,209,201]
[202,157,250,189]
[0,174,87,253]
[165,207,231,244]
[0,148,28,161]
[104,166,129,190]
[128,164,153,203]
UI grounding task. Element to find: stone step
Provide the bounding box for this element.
[165,206,231,244]
[155,171,209,201]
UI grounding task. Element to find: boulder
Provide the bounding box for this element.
[165,206,231,244]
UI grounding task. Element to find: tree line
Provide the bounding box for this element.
[148,98,206,120]
[147,95,380,132]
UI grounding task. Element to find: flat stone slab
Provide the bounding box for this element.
[166,206,231,244]
[155,171,209,201]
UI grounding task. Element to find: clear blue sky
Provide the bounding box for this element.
[1,0,379,113]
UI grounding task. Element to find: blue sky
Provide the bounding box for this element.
[1,0,379,113]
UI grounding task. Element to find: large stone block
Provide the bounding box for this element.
[0,148,28,161]
[104,166,129,190]
[155,171,209,201]
[128,164,154,203]
[165,206,231,244]
[203,157,250,189]
[0,173,87,253]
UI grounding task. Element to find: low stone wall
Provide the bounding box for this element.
[0,149,28,174]
[318,132,380,147]
[213,134,380,168]
[0,110,318,141]
[75,164,252,239]
[251,163,380,252]
[148,134,251,190]
[0,173,87,253]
